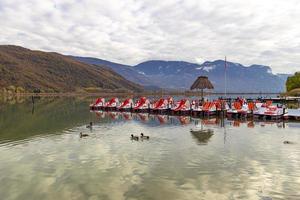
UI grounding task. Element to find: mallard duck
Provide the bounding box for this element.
[131,134,139,140]
[80,132,89,138]
[86,122,93,128]
[140,133,149,139]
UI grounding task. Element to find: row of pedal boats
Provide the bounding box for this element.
[89,97,300,120]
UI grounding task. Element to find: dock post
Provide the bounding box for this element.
[31,95,35,115]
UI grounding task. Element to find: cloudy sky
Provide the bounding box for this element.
[0,0,300,73]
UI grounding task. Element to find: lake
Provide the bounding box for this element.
[0,97,300,200]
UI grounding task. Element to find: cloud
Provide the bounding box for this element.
[0,0,300,73]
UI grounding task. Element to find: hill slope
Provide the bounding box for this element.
[0,45,142,92]
[73,56,154,86]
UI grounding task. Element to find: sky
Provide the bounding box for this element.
[0,0,300,74]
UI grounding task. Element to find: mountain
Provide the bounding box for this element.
[277,73,292,84]
[0,45,142,93]
[2,45,284,93]
[73,56,154,86]
[134,60,199,75]
[133,60,287,92]
[75,56,288,92]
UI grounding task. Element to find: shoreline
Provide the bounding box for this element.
[1,91,281,97]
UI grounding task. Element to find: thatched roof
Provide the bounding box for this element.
[190,76,214,90]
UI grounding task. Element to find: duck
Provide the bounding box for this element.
[80,132,89,138]
[283,141,294,144]
[131,134,139,140]
[86,122,93,129]
[140,133,150,139]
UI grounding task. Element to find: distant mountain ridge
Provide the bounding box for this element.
[1,45,286,93]
[74,56,153,85]
[0,45,142,92]
[74,57,289,93]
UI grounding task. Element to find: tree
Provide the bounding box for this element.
[286,72,300,92]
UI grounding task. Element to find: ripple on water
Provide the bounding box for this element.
[1,112,300,200]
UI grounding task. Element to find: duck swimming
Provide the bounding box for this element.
[86,122,93,129]
[140,133,149,139]
[131,134,139,140]
[80,132,89,138]
[283,141,294,144]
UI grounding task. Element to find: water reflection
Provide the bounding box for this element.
[190,129,214,145]
[1,97,300,200]
[0,97,94,143]
[0,94,27,104]
[0,97,296,146]
[91,110,290,130]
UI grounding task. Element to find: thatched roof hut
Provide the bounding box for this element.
[190,76,214,100]
[190,76,214,90]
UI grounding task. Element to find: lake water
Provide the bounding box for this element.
[0,97,300,200]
